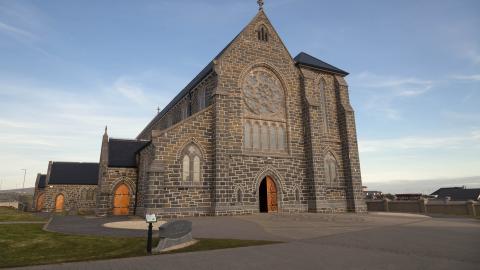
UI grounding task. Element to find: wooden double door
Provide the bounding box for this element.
[113,184,130,216]
[259,176,278,212]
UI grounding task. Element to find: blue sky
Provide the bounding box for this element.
[0,0,479,192]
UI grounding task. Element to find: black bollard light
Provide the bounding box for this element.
[145,214,157,255]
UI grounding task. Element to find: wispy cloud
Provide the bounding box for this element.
[112,78,148,105]
[351,72,435,120]
[355,71,434,97]
[359,130,480,153]
[0,21,35,39]
[451,74,480,81]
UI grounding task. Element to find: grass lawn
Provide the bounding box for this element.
[0,207,46,222]
[0,223,280,268]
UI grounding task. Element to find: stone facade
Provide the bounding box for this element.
[43,184,97,213]
[36,8,366,218]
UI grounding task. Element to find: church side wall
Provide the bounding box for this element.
[43,185,97,213]
[144,106,215,218]
[300,67,350,213]
[138,74,217,140]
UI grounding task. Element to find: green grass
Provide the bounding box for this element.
[0,223,281,268]
[0,207,46,222]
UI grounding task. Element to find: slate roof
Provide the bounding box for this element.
[294,52,349,76]
[108,138,150,168]
[431,187,480,201]
[37,174,46,189]
[48,162,99,185]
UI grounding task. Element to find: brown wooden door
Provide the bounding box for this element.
[36,193,45,211]
[55,194,64,212]
[113,184,130,216]
[266,176,278,212]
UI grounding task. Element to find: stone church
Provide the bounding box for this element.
[33,3,366,217]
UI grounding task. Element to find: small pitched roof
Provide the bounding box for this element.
[48,162,99,185]
[431,187,480,201]
[37,174,46,189]
[108,138,150,168]
[294,52,349,76]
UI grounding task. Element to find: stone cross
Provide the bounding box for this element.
[257,0,264,10]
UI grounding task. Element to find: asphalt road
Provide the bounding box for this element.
[12,213,480,270]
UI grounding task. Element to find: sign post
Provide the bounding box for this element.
[145,214,157,254]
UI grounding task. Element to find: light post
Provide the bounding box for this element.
[21,169,27,189]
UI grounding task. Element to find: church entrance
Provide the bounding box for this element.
[36,193,44,211]
[55,194,64,212]
[113,184,130,216]
[259,176,278,213]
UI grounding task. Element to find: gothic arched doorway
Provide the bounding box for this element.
[113,184,130,216]
[55,194,64,212]
[36,193,45,211]
[259,176,278,213]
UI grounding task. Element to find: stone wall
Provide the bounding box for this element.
[366,199,479,217]
[142,106,215,218]
[43,184,97,212]
[96,167,138,216]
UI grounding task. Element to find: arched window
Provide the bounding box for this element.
[261,124,269,150]
[324,152,338,185]
[252,122,260,149]
[193,156,200,182]
[87,189,94,201]
[181,143,203,182]
[80,189,87,200]
[319,78,329,133]
[237,189,243,204]
[244,122,252,149]
[257,25,269,42]
[269,125,277,150]
[182,155,190,181]
[278,126,285,151]
[295,188,300,202]
[197,88,206,110]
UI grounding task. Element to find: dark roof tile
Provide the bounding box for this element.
[108,139,150,168]
[49,162,99,185]
[294,52,349,76]
[431,187,480,201]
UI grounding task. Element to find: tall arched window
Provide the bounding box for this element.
[278,126,285,151]
[257,25,269,42]
[80,189,87,200]
[269,125,277,150]
[324,152,338,185]
[182,155,190,181]
[261,124,269,150]
[197,88,206,110]
[319,78,329,134]
[193,156,200,182]
[244,122,252,149]
[181,143,203,182]
[252,122,260,149]
[236,188,243,204]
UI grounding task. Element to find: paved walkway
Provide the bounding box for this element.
[12,213,480,270]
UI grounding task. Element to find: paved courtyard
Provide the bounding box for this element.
[13,213,480,270]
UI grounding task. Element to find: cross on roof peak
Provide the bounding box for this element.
[257,0,264,11]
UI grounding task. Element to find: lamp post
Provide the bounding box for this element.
[21,169,26,189]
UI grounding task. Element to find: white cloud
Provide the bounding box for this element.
[359,130,480,153]
[0,21,35,39]
[113,78,148,105]
[355,71,434,97]
[451,74,480,81]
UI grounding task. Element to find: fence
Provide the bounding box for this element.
[366,198,479,217]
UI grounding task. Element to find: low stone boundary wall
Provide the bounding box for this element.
[366,198,479,217]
